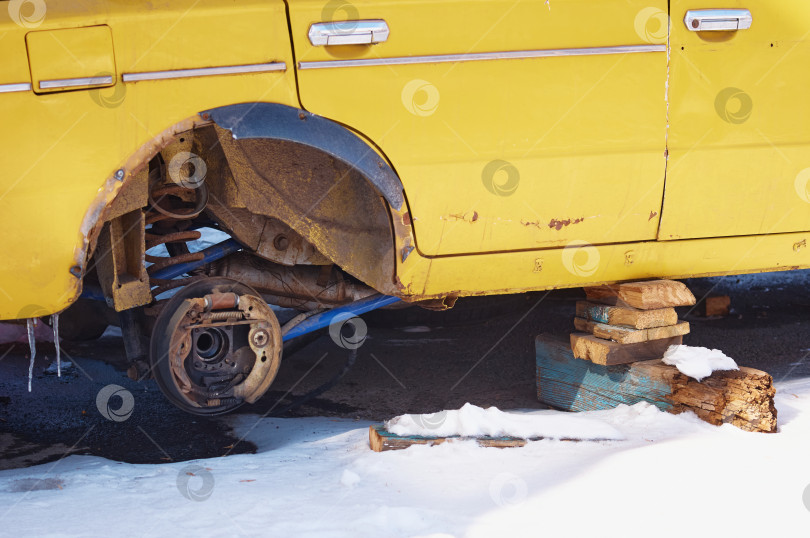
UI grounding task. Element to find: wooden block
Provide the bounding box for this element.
[576,300,678,329]
[703,295,731,317]
[369,425,531,452]
[570,332,682,365]
[536,335,777,433]
[584,280,696,310]
[645,323,690,341]
[574,318,690,344]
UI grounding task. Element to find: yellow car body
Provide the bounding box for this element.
[1,0,809,321]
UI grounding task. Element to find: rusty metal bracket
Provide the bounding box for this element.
[96,209,152,311]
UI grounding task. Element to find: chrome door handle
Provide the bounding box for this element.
[308,20,389,46]
[684,9,752,32]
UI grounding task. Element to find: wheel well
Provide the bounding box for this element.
[84,108,400,305]
[198,123,397,294]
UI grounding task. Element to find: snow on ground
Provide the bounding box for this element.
[662,344,739,381]
[2,378,810,537]
[385,403,624,440]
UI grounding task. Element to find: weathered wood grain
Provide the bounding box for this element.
[570,332,682,365]
[574,318,690,344]
[584,280,696,310]
[369,425,531,452]
[537,335,776,433]
[576,300,678,329]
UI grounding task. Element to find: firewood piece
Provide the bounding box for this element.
[576,300,678,329]
[570,332,682,365]
[584,280,696,310]
[703,295,731,317]
[369,425,530,452]
[574,318,690,344]
[536,334,777,433]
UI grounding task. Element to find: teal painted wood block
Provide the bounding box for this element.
[535,334,673,413]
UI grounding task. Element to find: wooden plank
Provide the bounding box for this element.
[369,425,530,452]
[574,318,690,344]
[576,300,678,329]
[574,318,637,342]
[703,295,731,317]
[570,332,682,365]
[584,280,696,310]
[536,334,777,433]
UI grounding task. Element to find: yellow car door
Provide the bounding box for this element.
[660,2,810,240]
[288,0,669,256]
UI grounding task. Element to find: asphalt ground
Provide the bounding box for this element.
[1,269,808,469]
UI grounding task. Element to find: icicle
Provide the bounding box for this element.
[52,313,61,378]
[26,318,37,392]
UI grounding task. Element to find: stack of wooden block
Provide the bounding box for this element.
[535,279,777,433]
[570,280,695,365]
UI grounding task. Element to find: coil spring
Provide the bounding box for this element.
[146,165,209,296]
[202,311,244,321]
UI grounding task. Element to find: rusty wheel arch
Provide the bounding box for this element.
[76,116,209,289]
[202,103,404,211]
[77,103,410,302]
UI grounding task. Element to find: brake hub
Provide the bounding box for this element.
[150,278,282,415]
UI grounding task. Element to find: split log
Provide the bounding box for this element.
[570,332,682,365]
[369,425,530,452]
[584,280,696,310]
[576,300,678,329]
[574,318,690,344]
[537,335,777,433]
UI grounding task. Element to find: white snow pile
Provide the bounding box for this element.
[663,344,739,381]
[385,403,624,440]
[4,379,810,536]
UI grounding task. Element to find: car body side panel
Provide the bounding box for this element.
[2,0,809,321]
[660,1,810,239]
[288,0,669,256]
[0,0,297,319]
[393,218,810,298]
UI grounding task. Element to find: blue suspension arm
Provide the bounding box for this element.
[81,238,242,300]
[81,238,402,340]
[281,294,401,342]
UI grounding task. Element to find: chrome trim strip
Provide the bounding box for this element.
[299,44,665,70]
[39,76,113,90]
[122,62,287,82]
[0,82,32,93]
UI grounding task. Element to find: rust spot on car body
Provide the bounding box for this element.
[446,211,478,223]
[649,211,658,221]
[548,217,584,231]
